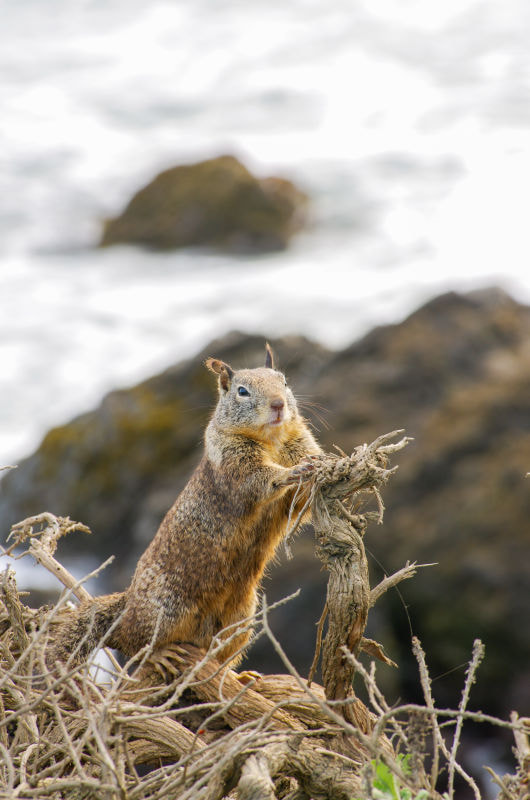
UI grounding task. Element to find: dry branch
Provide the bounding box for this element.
[293,430,414,711]
[1,431,526,799]
[5,513,94,604]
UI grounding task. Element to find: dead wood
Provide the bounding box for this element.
[2,433,525,798]
[293,431,413,714]
[0,433,411,798]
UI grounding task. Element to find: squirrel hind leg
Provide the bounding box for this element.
[209,595,257,667]
[117,589,202,657]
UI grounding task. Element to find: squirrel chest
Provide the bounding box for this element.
[137,427,313,612]
[49,345,322,667]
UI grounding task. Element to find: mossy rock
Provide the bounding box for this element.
[2,291,530,719]
[100,155,308,253]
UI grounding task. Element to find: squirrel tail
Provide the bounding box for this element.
[47,592,127,669]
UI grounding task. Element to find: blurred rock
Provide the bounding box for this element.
[100,155,308,253]
[1,288,529,718]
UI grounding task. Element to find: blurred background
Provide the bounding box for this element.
[1,0,529,794]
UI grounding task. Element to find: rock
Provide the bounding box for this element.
[100,155,308,253]
[1,289,529,720]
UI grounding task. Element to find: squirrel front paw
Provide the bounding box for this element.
[274,460,316,487]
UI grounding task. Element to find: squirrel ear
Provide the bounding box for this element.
[205,358,234,392]
[264,342,275,370]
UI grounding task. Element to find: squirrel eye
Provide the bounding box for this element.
[237,386,250,397]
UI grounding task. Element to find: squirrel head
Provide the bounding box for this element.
[205,344,299,442]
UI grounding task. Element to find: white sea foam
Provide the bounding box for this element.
[1,0,529,466]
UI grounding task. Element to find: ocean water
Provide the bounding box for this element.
[1,0,530,466]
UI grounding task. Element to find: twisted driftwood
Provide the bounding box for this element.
[297,432,416,712]
[5,430,525,799]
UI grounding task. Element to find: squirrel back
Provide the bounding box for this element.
[49,344,321,668]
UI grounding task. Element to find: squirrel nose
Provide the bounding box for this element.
[270,397,284,411]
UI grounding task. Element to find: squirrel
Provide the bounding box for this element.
[49,344,322,669]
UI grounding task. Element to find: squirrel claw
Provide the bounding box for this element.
[293,464,314,475]
[280,462,316,486]
[236,669,262,685]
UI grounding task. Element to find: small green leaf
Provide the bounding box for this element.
[372,759,400,800]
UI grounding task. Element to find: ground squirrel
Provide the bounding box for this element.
[50,344,322,668]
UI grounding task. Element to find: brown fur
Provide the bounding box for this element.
[49,348,321,668]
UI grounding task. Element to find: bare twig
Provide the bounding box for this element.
[447,639,485,798]
[412,637,482,800]
[5,512,93,603]
[369,561,436,607]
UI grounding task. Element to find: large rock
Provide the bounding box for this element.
[1,289,529,720]
[100,155,308,253]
